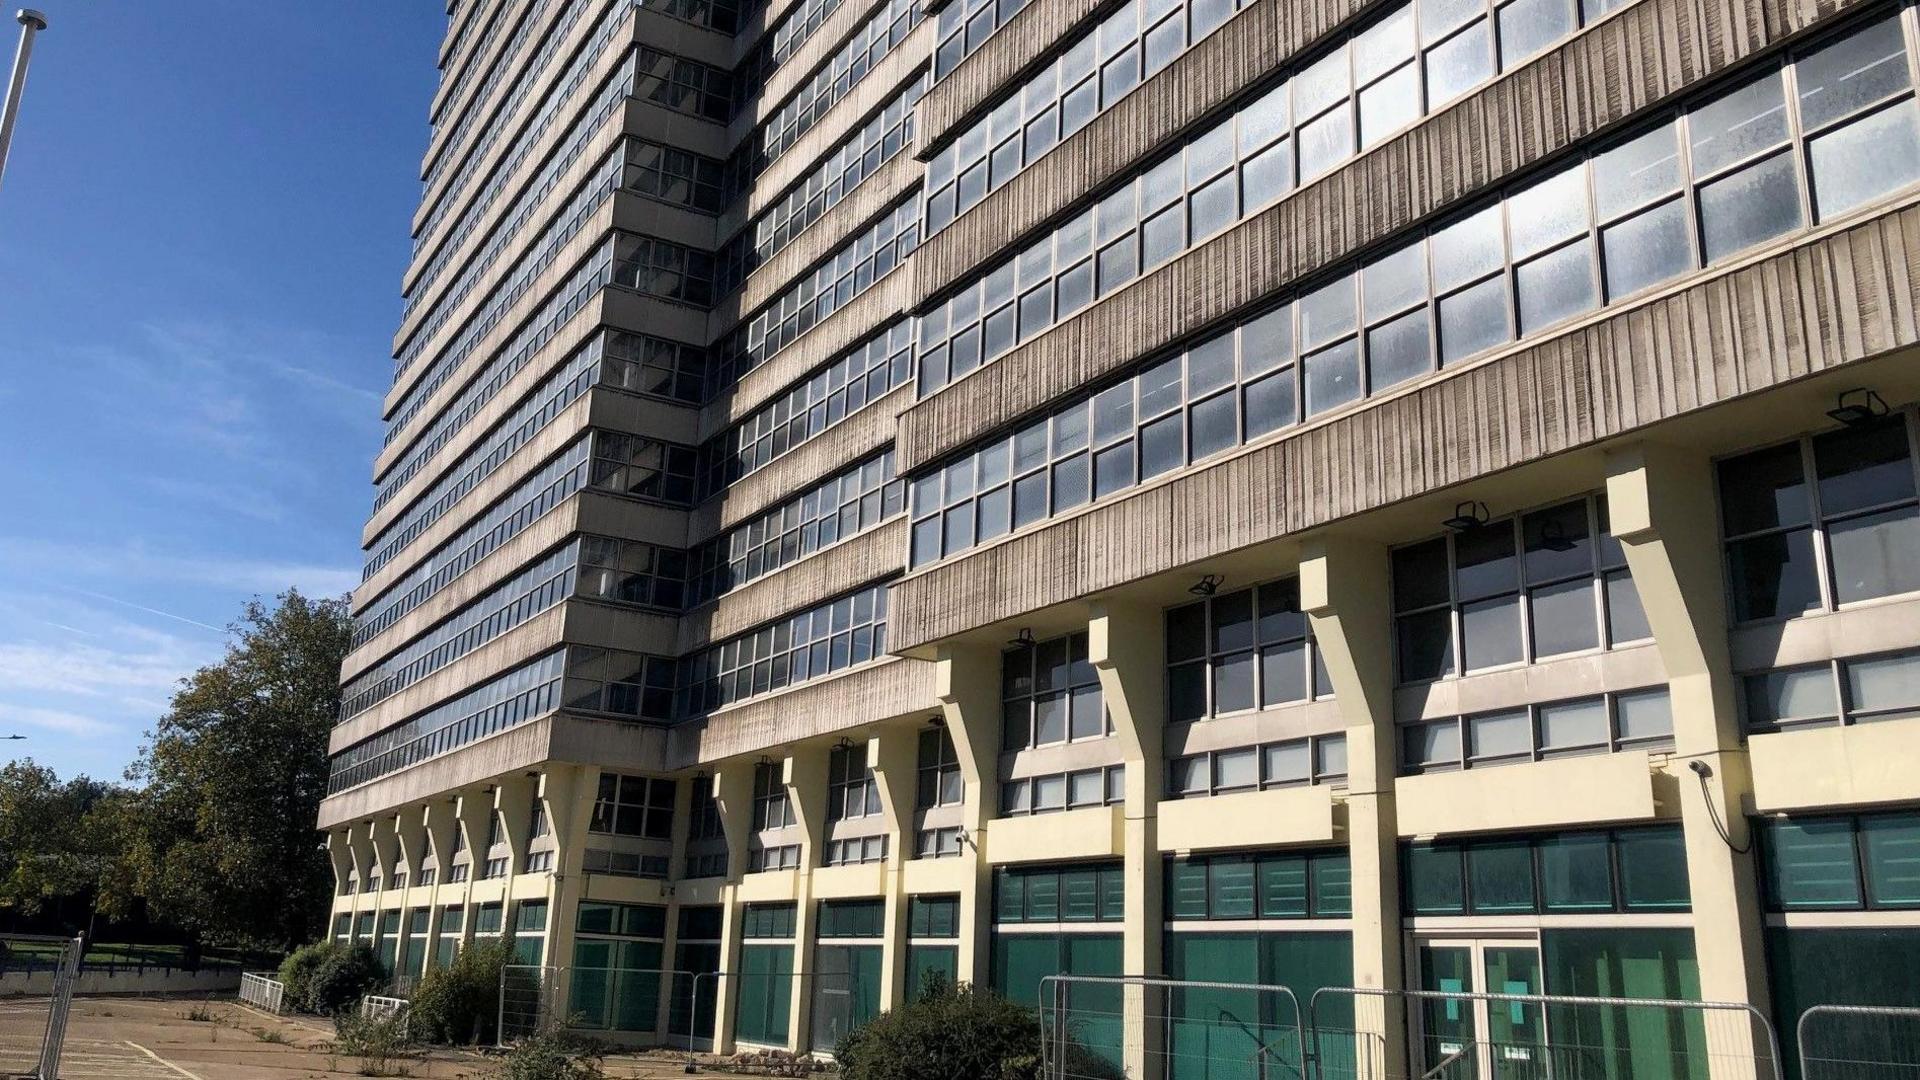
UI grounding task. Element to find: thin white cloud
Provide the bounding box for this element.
[0,537,357,599]
[141,475,290,524]
[0,705,121,739]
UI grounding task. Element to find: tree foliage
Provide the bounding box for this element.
[0,762,118,916]
[406,938,512,1045]
[110,590,351,949]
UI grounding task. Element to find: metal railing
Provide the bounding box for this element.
[239,971,288,1014]
[1040,974,1307,1080]
[1306,986,1783,1080]
[0,933,82,1080]
[1797,1005,1920,1080]
[361,994,411,1027]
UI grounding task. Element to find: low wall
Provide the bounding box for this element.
[0,966,242,997]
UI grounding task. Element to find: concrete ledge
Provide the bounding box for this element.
[736,869,804,902]
[1750,718,1920,813]
[901,856,975,894]
[1157,785,1336,852]
[1393,751,1659,837]
[985,805,1123,864]
[811,862,890,898]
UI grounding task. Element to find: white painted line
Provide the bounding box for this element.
[124,1041,205,1080]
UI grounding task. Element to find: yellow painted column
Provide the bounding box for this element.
[655,772,698,1037]
[1090,599,1167,1080]
[785,745,831,1053]
[326,830,353,934]
[420,800,459,961]
[936,643,1003,987]
[1606,444,1771,1075]
[535,768,578,1014]
[347,821,377,928]
[710,761,756,1054]
[868,727,921,1012]
[453,789,492,946]
[1303,538,1408,1078]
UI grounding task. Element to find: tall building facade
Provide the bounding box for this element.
[325,0,1920,1068]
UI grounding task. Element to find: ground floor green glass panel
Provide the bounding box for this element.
[905,944,959,1000]
[992,932,1124,1073]
[570,939,665,1033]
[1164,930,1354,1080]
[811,943,883,1053]
[1766,926,1920,1080]
[736,944,794,1046]
[1540,927,1705,1080]
[668,941,721,1040]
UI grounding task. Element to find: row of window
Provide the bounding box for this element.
[611,233,717,309]
[696,320,913,500]
[818,899,887,938]
[750,844,805,872]
[583,847,669,879]
[355,436,592,649]
[589,429,700,507]
[999,766,1125,817]
[677,583,892,717]
[1400,687,1674,773]
[824,834,891,866]
[916,727,962,809]
[340,543,581,722]
[369,329,610,580]
[827,741,881,822]
[414,0,595,256]
[733,196,921,379]
[733,77,923,281]
[631,45,737,124]
[1403,826,1691,915]
[932,0,1030,79]
[1168,734,1349,798]
[388,222,613,448]
[907,13,1920,543]
[753,0,919,166]
[759,0,849,72]
[912,0,1637,396]
[403,51,631,372]
[624,138,728,215]
[1167,579,1330,722]
[1393,495,1647,684]
[1001,631,1108,751]
[1718,413,1920,623]
[1744,648,1920,732]
[1760,809,1920,911]
[1167,849,1353,920]
[590,773,678,840]
[925,0,1248,236]
[400,122,623,387]
[994,863,1126,924]
[687,451,905,607]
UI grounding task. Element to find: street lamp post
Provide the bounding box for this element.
[0,8,48,193]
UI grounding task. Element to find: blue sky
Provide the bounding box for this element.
[0,2,444,782]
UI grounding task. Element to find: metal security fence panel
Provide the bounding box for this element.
[498,964,561,1046]
[1308,986,1782,1080]
[1040,974,1307,1080]
[1797,1005,1920,1080]
[0,934,81,1080]
[239,971,287,1014]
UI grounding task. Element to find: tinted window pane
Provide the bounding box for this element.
[1517,240,1598,333]
[1398,609,1455,682]
[1765,819,1862,908]
[1603,200,1692,298]
[1690,72,1792,176]
[1727,530,1823,621]
[1814,419,1916,516]
[1304,341,1363,415]
[1468,841,1536,913]
[1367,309,1432,391]
[1406,845,1465,914]
[1539,833,1614,911]
[1615,688,1674,742]
[1862,814,1920,907]
[1747,665,1839,727]
[1795,15,1910,131]
[1212,651,1256,714]
[1394,538,1452,610]
[1809,98,1920,219]
[1437,275,1513,364]
[1617,827,1691,910]
[1828,506,1920,603]
[1846,651,1920,719]
[1531,578,1599,658]
[1593,124,1683,220]
[1720,443,1811,534]
[1497,0,1573,65]
[1462,596,1523,669]
[1539,696,1609,750]
[1698,151,1803,263]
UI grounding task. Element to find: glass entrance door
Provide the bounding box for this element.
[1414,939,1546,1080]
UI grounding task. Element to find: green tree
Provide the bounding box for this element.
[117,590,351,950]
[0,761,115,917]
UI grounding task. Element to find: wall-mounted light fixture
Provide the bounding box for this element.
[1442,501,1491,532]
[1008,627,1036,649]
[1827,387,1889,427]
[1189,574,1225,597]
[927,714,946,729]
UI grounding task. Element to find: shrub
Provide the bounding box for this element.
[309,944,387,1016]
[406,939,511,1045]
[487,1026,605,1080]
[835,982,1049,1080]
[278,941,332,1013]
[332,1008,414,1069]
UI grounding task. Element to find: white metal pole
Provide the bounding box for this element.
[0,9,48,193]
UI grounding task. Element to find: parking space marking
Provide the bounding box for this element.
[125,1041,205,1080]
